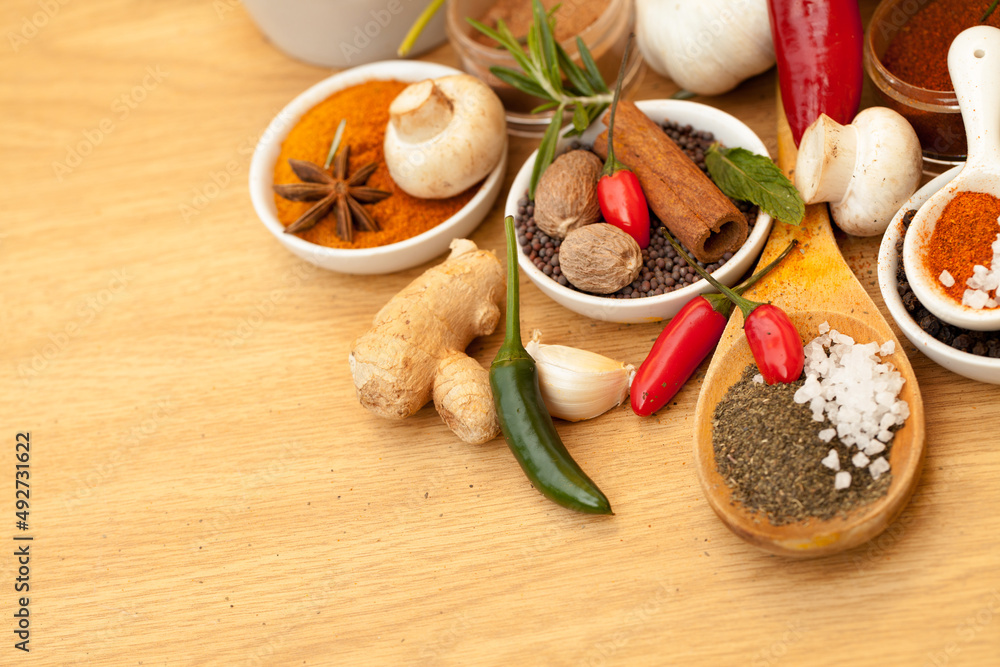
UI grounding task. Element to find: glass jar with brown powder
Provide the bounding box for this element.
[446,0,640,136]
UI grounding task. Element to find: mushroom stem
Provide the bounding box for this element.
[389,80,454,144]
[795,113,858,205]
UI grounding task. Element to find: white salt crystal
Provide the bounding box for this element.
[963,288,991,310]
[869,457,891,480]
[875,391,895,407]
[865,441,887,456]
[818,321,830,334]
[821,449,840,470]
[818,428,836,442]
[967,265,991,290]
[879,340,896,356]
[877,429,894,443]
[752,373,764,384]
[835,471,852,490]
[833,331,855,346]
[983,274,1000,292]
[840,407,860,423]
[939,270,956,287]
[852,452,870,468]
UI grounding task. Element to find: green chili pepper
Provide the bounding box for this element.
[490,215,613,515]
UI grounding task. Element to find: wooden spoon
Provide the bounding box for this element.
[691,100,926,558]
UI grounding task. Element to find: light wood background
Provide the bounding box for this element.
[3,1,999,665]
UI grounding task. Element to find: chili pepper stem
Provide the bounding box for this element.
[701,239,798,315]
[662,227,761,319]
[600,34,634,179]
[497,215,525,357]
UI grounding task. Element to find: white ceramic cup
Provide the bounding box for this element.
[243,0,448,68]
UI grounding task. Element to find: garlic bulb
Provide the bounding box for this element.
[635,0,775,96]
[524,331,635,422]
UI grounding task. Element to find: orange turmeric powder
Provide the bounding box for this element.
[272,80,479,249]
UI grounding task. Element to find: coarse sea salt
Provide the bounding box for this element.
[869,456,891,480]
[939,270,955,287]
[793,323,908,491]
[959,230,1000,310]
[752,373,764,384]
[821,449,840,470]
[835,471,852,490]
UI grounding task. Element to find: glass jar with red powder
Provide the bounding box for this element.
[865,0,1000,166]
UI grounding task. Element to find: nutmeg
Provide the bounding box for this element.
[559,224,642,294]
[533,150,603,239]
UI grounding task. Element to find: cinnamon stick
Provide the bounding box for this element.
[593,102,747,263]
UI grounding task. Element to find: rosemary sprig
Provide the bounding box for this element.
[468,0,614,197]
[983,0,998,22]
[324,119,347,170]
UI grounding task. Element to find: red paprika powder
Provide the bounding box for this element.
[882,0,1000,92]
[924,191,1000,303]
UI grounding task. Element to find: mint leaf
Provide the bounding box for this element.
[705,144,805,226]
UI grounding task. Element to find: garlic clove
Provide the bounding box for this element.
[525,331,635,422]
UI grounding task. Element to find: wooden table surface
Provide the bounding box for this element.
[4,1,999,665]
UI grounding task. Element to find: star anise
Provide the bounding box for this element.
[273,145,391,242]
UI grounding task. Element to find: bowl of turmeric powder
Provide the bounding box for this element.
[249,60,507,275]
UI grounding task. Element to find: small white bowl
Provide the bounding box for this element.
[249,60,506,275]
[504,100,773,323]
[878,166,1000,384]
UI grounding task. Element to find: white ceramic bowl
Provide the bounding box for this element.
[249,60,506,275]
[878,166,1000,384]
[505,100,773,323]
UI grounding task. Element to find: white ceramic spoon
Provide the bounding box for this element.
[903,25,1000,331]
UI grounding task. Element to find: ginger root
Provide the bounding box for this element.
[348,239,505,444]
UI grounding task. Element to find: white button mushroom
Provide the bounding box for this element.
[383,74,507,199]
[794,108,923,237]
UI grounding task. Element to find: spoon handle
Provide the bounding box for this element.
[949,26,1000,171]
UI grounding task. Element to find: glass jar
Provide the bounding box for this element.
[864,0,970,168]
[446,0,640,136]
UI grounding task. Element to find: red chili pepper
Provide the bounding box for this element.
[631,240,799,416]
[598,170,650,249]
[631,296,726,416]
[664,230,805,386]
[597,34,651,249]
[767,0,863,145]
[743,304,803,384]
